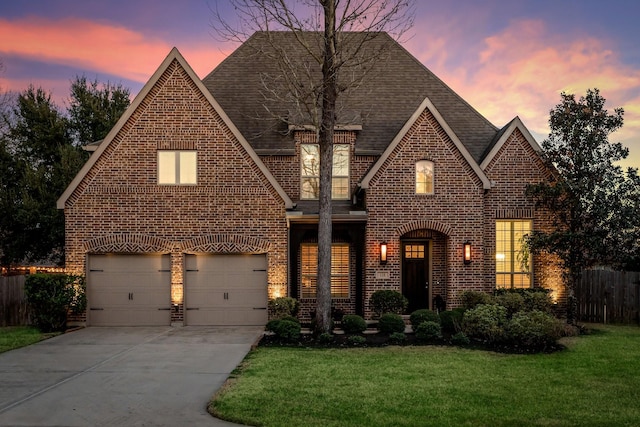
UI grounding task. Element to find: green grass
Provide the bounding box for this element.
[0,326,53,353]
[211,325,640,427]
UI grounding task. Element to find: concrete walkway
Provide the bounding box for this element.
[0,326,263,426]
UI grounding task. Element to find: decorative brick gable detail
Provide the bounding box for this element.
[83,234,173,253]
[183,234,271,253]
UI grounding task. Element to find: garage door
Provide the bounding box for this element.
[185,254,268,326]
[88,254,171,326]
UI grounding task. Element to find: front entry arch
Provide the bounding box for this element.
[402,240,431,312]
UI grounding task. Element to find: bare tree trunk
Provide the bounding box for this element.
[315,0,338,335]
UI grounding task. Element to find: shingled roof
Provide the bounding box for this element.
[202,32,498,163]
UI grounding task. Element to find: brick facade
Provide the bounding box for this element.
[61,47,562,325]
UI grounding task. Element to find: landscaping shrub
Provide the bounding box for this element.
[462,304,507,343]
[415,321,442,342]
[347,335,367,346]
[377,313,406,334]
[440,308,465,334]
[317,332,334,344]
[495,292,526,317]
[522,290,553,313]
[341,315,367,334]
[409,309,440,329]
[268,297,299,319]
[370,290,408,317]
[451,331,470,346]
[265,319,301,342]
[505,310,561,349]
[279,315,300,324]
[389,332,406,344]
[24,274,86,332]
[460,290,493,310]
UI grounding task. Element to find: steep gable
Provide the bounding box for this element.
[58,48,293,210]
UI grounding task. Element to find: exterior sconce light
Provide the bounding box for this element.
[380,242,388,265]
[463,241,471,265]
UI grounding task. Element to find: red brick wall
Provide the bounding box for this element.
[483,128,564,303]
[364,109,486,316]
[63,59,288,323]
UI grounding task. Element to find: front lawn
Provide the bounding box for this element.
[0,326,55,353]
[211,325,640,426]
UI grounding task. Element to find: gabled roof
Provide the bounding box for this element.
[480,116,542,170]
[202,32,498,161]
[360,97,491,190]
[57,48,294,209]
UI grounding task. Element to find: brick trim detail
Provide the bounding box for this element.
[396,220,453,238]
[83,234,173,253]
[182,234,272,253]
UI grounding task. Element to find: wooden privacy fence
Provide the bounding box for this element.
[577,269,640,324]
[0,275,30,326]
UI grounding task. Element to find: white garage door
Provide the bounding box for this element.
[88,254,171,326]
[184,254,268,326]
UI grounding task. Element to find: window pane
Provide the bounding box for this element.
[332,177,349,200]
[300,244,349,299]
[301,144,319,177]
[179,151,197,184]
[301,178,319,199]
[332,145,349,176]
[495,220,532,289]
[416,160,434,194]
[158,151,176,184]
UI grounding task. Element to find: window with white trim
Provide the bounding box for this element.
[301,243,350,298]
[495,220,532,289]
[158,151,197,184]
[415,160,434,194]
[300,144,350,200]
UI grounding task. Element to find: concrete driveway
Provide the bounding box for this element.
[0,326,263,426]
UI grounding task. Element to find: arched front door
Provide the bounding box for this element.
[401,240,431,312]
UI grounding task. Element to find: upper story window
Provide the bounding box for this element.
[415,160,434,194]
[495,220,532,289]
[300,144,350,200]
[158,151,197,185]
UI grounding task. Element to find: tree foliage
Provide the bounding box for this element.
[0,77,130,268]
[212,0,414,334]
[526,89,640,318]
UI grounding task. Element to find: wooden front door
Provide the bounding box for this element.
[402,241,430,313]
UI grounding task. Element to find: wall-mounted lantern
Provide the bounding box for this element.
[380,242,388,265]
[463,241,472,264]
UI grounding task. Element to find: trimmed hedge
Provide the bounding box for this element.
[266,319,301,342]
[341,315,367,334]
[409,309,440,329]
[462,304,507,343]
[415,321,442,342]
[377,313,406,334]
[370,290,408,317]
[268,297,299,319]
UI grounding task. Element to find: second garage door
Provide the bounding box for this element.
[185,254,268,326]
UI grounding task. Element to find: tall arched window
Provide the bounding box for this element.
[415,160,434,194]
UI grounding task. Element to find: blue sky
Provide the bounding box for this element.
[1,0,638,169]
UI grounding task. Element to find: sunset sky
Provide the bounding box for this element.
[1,0,639,170]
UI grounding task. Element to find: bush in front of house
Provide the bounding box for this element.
[370,290,408,317]
[460,290,494,310]
[505,310,561,349]
[439,308,465,334]
[341,315,367,334]
[265,318,301,342]
[494,292,526,317]
[409,309,440,330]
[451,331,471,346]
[462,304,507,344]
[415,321,442,342]
[377,313,406,334]
[522,289,554,313]
[24,273,86,332]
[268,297,299,319]
[389,332,407,344]
[347,335,367,346]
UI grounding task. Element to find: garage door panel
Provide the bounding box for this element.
[88,254,171,326]
[185,254,268,326]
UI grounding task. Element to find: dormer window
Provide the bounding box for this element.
[415,160,434,194]
[300,144,350,200]
[158,151,197,185]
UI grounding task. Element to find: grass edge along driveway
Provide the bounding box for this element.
[0,326,57,353]
[211,325,640,427]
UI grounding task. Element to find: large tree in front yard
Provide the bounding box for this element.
[212,0,414,334]
[526,88,639,322]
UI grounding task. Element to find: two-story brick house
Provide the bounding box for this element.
[58,32,562,326]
